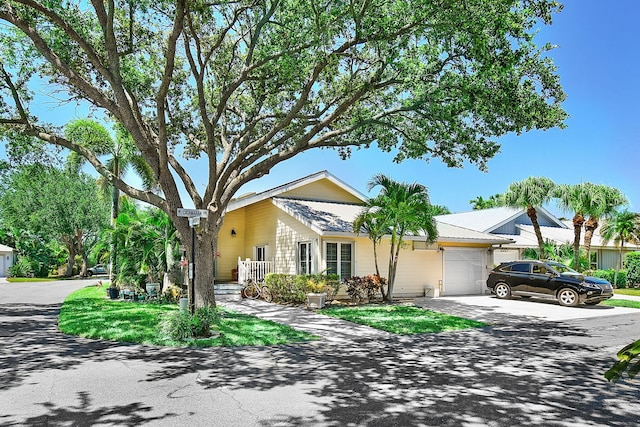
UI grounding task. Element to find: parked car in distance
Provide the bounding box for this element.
[486,260,614,307]
[87,264,108,276]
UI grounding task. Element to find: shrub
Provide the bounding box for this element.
[264,273,340,304]
[591,269,627,288]
[9,257,34,278]
[159,306,219,341]
[624,252,640,287]
[344,275,384,304]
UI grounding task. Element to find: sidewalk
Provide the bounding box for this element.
[219,298,394,343]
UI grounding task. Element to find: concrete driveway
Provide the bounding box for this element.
[416,294,640,323]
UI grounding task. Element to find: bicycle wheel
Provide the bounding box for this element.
[242,282,260,299]
[261,286,273,302]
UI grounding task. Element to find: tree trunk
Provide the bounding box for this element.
[75,229,88,277]
[372,241,387,300]
[109,179,119,287]
[62,235,75,277]
[386,239,397,303]
[572,213,585,271]
[386,236,403,303]
[584,216,599,267]
[526,206,545,259]
[187,225,217,308]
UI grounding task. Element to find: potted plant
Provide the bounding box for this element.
[306,276,328,309]
[140,262,162,297]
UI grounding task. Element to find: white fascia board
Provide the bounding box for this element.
[226,170,367,213]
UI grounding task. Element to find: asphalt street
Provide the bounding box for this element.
[1,279,640,426]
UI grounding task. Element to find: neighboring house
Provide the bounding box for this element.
[436,207,640,269]
[0,244,15,277]
[215,171,512,297]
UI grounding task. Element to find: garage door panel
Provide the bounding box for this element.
[444,249,486,295]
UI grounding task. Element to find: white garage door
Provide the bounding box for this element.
[443,248,487,295]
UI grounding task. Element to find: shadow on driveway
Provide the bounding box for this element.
[1,299,639,426]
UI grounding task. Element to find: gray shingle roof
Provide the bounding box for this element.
[273,198,512,244]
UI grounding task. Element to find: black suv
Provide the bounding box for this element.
[486,260,614,307]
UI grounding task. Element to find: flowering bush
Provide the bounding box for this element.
[344,275,385,304]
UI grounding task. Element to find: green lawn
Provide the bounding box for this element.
[8,277,58,282]
[615,288,640,297]
[59,286,315,347]
[602,299,640,309]
[321,304,486,334]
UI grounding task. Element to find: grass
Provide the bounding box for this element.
[615,288,640,297]
[59,286,315,347]
[8,277,58,282]
[602,299,640,309]
[321,304,486,334]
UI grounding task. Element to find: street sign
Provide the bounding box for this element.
[177,208,208,218]
[188,216,200,227]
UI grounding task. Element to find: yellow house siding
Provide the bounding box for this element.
[280,179,363,203]
[275,208,319,275]
[244,200,278,260]
[352,238,443,298]
[217,208,246,281]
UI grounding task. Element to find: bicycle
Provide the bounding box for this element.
[241,279,273,302]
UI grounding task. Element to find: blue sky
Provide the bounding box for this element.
[3,1,638,216]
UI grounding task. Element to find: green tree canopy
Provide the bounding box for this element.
[0,164,110,276]
[0,1,567,306]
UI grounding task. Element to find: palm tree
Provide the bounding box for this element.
[600,210,640,285]
[555,182,625,271]
[582,185,627,263]
[353,209,389,299]
[64,119,155,285]
[469,194,503,210]
[362,174,438,302]
[502,177,556,259]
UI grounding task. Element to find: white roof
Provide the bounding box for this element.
[435,206,567,233]
[517,223,640,250]
[273,197,513,244]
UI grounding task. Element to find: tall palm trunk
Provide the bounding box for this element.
[386,238,402,303]
[372,241,387,300]
[526,205,545,259]
[584,216,599,267]
[613,238,626,287]
[572,213,585,270]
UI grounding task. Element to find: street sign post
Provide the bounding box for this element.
[177,208,207,314]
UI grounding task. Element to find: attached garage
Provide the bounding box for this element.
[442,248,488,296]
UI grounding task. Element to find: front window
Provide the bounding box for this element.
[326,242,353,281]
[255,245,267,262]
[298,242,312,275]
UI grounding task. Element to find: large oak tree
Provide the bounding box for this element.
[0,1,567,306]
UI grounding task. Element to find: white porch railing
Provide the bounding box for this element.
[237,257,274,284]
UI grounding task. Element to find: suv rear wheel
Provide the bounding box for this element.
[557,288,579,307]
[494,282,511,299]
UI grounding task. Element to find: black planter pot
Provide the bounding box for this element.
[108,288,119,299]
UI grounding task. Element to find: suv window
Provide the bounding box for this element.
[532,264,549,274]
[504,263,530,273]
